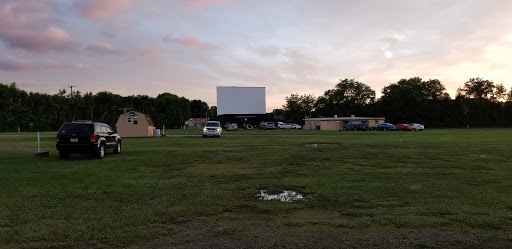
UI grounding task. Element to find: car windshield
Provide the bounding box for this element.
[205,122,220,127]
[58,123,93,134]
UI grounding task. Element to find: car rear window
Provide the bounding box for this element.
[205,122,220,127]
[58,124,94,134]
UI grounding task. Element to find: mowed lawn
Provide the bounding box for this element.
[1,129,511,249]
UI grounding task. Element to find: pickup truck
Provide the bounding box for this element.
[343,121,369,131]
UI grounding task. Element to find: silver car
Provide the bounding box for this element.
[408,123,425,131]
[289,123,302,129]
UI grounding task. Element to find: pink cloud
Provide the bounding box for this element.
[184,0,231,8]
[85,42,123,55]
[143,49,163,58]
[0,1,74,52]
[74,64,90,70]
[76,0,132,20]
[182,37,200,48]
[163,33,203,48]
[142,48,172,58]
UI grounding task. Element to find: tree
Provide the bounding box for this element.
[314,78,375,117]
[378,77,451,125]
[420,79,449,100]
[494,83,507,102]
[208,106,217,119]
[272,108,285,117]
[155,93,191,128]
[458,78,495,100]
[282,94,315,124]
[190,99,209,118]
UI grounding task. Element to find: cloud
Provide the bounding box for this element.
[0,0,74,52]
[182,37,200,48]
[74,64,90,70]
[184,0,230,8]
[0,57,79,71]
[163,33,203,48]
[85,42,123,55]
[0,57,31,71]
[75,0,132,20]
[143,49,162,58]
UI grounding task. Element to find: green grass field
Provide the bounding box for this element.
[1,129,512,248]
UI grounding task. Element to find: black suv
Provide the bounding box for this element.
[56,120,122,159]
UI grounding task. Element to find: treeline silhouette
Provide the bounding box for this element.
[2,76,512,132]
[281,77,512,127]
[0,82,213,132]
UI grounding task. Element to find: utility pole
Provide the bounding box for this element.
[69,85,76,98]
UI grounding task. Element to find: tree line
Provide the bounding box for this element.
[0,82,215,132]
[280,77,512,127]
[2,77,512,132]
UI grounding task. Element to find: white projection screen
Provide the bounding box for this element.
[217,87,266,115]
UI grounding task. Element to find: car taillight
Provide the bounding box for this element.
[90,134,97,142]
[56,135,59,142]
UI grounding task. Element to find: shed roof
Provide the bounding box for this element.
[122,111,154,126]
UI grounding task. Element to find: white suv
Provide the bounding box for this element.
[203,121,222,137]
[408,123,425,131]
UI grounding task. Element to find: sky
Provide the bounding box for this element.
[1,0,512,111]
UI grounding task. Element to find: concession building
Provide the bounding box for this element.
[304,115,385,130]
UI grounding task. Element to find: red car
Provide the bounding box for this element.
[395,124,412,131]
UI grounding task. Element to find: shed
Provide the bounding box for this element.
[304,115,385,131]
[116,111,154,137]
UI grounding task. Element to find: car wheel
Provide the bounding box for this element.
[59,151,70,159]
[114,141,121,154]
[413,128,416,131]
[96,143,105,159]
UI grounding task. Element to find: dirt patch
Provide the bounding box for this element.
[257,190,304,202]
[305,143,339,147]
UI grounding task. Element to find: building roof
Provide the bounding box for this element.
[121,111,154,126]
[305,116,385,121]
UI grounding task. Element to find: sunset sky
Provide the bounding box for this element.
[1,0,511,111]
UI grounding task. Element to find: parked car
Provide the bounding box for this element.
[278,122,290,129]
[375,123,395,131]
[289,123,302,129]
[259,121,266,129]
[264,122,275,130]
[224,122,237,130]
[244,124,253,130]
[408,123,425,131]
[343,121,369,131]
[226,123,237,131]
[203,121,222,137]
[56,120,121,159]
[395,124,412,131]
